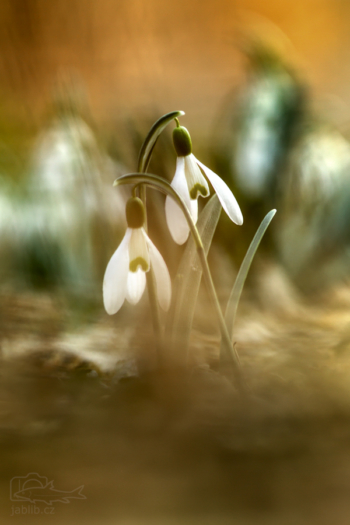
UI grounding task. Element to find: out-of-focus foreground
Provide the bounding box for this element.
[3,1,350,524]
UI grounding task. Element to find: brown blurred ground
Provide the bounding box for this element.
[2,264,350,524]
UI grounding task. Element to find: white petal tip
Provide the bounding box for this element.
[147,239,172,311]
[165,195,191,245]
[174,232,190,245]
[194,156,244,226]
[103,296,122,316]
[102,229,131,316]
[104,306,117,315]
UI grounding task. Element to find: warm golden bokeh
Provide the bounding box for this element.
[1,0,350,133]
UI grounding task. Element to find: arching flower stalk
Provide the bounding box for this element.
[165,121,244,244]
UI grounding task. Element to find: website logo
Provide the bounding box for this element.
[10,473,86,506]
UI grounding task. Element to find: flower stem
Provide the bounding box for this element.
[115,173,246,393]
[135,112,184,368]
[139,185,164,366]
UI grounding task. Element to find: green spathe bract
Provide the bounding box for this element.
[137,110,185,173]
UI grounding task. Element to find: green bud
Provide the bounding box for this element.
[173,126,192,156]
[126,197,145,229]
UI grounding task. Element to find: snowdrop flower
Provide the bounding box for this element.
[165,124,243,244]
[103,197,171,315]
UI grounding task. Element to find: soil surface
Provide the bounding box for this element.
[2,264,350,525]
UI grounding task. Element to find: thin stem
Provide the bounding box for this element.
[146,268,164,364]
[132,111,184,367]
[139,184,163,364]
[115,173,246,392]
[139,185,147,229]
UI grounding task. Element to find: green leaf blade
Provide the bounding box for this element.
[221,209,277,359]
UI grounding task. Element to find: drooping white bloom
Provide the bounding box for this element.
[103,198,171,315]
[165,125,243,244]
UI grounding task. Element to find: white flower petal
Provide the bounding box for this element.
[103,228,131,315]
[146,237,172,311]
[165,157,193,244]
[165,195,191,245]
[128,228,150,271]
[184,154,209,199]
[194,156,243,225]
[172,157,193,209]
[126,268,146,304]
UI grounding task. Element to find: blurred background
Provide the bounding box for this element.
[2,0,350,129]
[1,0,350,295]
[3,2,350,524]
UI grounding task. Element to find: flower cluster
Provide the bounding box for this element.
[103,117,243,315]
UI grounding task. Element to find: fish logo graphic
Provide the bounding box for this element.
[10,473,86,505]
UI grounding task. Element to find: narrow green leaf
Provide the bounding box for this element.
[221,209,276,358]
[166,194,222,364]
[137,110,185,173]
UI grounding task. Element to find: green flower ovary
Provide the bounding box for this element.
[126,197,146,229]
[173,126,192,157]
